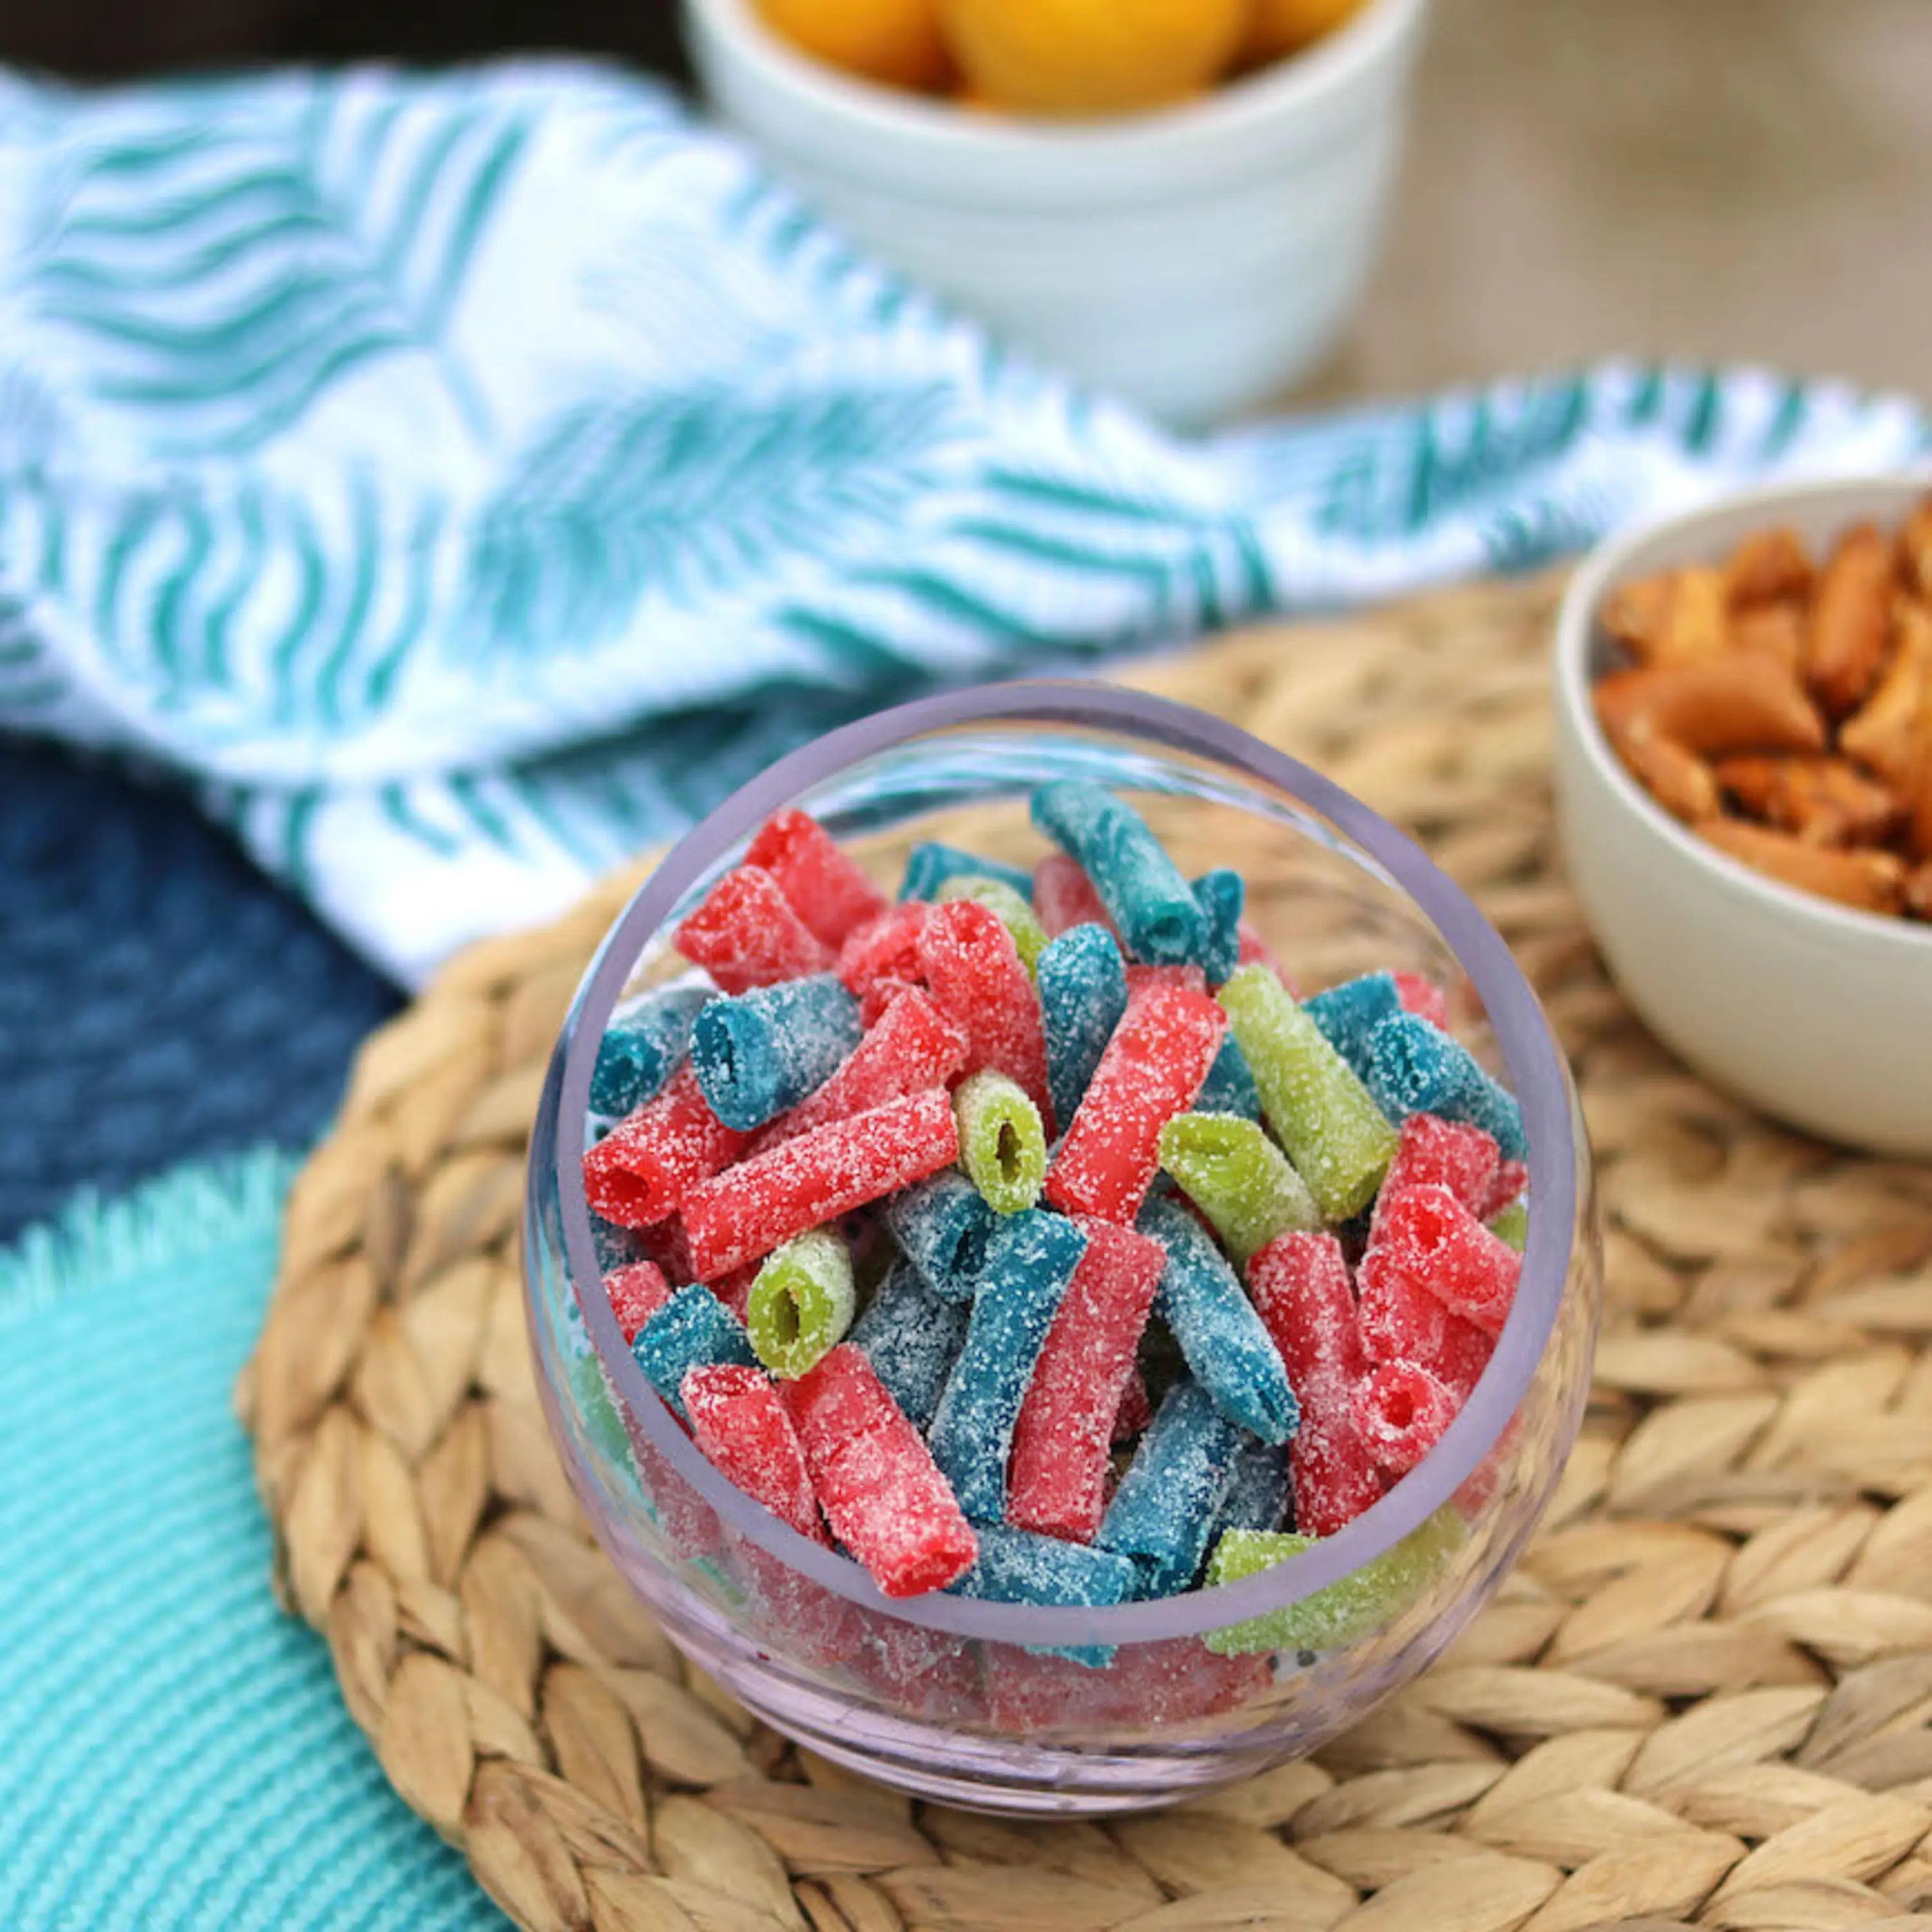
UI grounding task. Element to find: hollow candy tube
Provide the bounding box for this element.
[1191,868,1244,985]
[937,876,1049,976]
[1354,1361,1457,1479]
[746,1229,856,1379]
[1098,1377,1244,1596]
[590,985,712,1117]
[604,1258,673,1345]
[681,1363,829,1545]
[954,1070,1048,1215]
[1045,978,1227,1224]
[1371,1182,1523,1336]
[885,1170,999,1303]
[949,1525,1142,1667]
[1303,972,1402,1081]
[690,973,862,1132]
[1032,853,1117,940]
[1030,780,1211,968]
[1137,1194,1299,1443]
[681,1088,960,1280]
[848,1258,969,1431]
[1363,1010,1527,1162]
[919,898,1055,1130]
[1217,964,1399,1222]
[1007,1219,1166,1544]
[676,865,834,994]
[1197,1035,1261,1119]
[1373,1112,1501,1233]
[1157,1112,1320,1264]
[633,1284,759,1421]
[1211,1437,1293,1540]
[836,900,929,1000]
[900,842,1034,904]
[1036,922,1129,1133]
[926,1211,1089,1524]
[583,1066,752,1229]
[744,808,889,949]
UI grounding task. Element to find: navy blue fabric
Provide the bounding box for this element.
[0,738,399,1238]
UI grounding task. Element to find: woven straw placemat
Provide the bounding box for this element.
[239,573,1932,1932]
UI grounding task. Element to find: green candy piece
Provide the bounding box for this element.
[938,875,1050,976]
[1216,964,1400,1222]
[954,1070,1048,1215]
[1157,1112,1320,1264]
[1490,1199,1529,1251]
[746,1229,855,1379]
[1204,1509,1467,1656]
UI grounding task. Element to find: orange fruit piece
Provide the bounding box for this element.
[940,0,1247,115]
[757,0,952,91]
[1243,0,1370,64]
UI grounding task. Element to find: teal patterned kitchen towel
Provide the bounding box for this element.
[1,60,1926,983]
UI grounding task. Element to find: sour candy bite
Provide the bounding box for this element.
[938,875,1049,975]
[604,1258,673,1344]
[585,1066,751,1229]
[1099,1377,1244,1596]
[744,808,889,949]
[919,898,1055,1128]
[677,865,833,994]
[848,1259,969,1432]
[746,1229,857,1379]
[634,1284,759,1421]
[901,842,1034,904]
[954,1070,1048,1214]
[591,984,711,1117]
[885,1170,998,1302]
[1037,921,1130,1132]
[691,973,862,1132]
[1157,1110,1319,1264]
[682,1363,829,1544]
[1191,868,1245,983]
[1032,781,1210,967]
[1032,852,1116,940]
[1364,1010,1526,1161]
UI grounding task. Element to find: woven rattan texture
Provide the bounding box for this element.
[240,574,1932,1932]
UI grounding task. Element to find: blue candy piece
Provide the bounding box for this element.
[591,1213,644,1274]
[900,842,1034,904]
[1303,972,1401,1083]
[1197,1034,1261,1119]
[1139,1195,1299,1444]
[848,1260,969,1431]
[1099,1377,1244,1596]
[1364,1011,1527,1160]
[1036,922,1130,1131]
[949,1524,1140,1667]
[884,1170,999,1303]
[632,1285,757,1421]
[1213,1437,1293,1539]
[927,1211,1089,1524]
[1030,781,1209,969]
[591,984,712,1117]
[1191,869,1245,985]
[690,973,861,1132]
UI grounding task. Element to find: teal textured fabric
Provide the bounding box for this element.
[0,1154,507,1932]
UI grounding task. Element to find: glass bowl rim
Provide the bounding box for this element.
[535,678,1582,1647]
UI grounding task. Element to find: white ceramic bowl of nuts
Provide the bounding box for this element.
[1552,476,1932,1156]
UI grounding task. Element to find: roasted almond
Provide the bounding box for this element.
[1595,652,1826,759]
[1804,524,1895,715]
[1726,527,1814,607]
[1711,755,1902,848]
[1694,817,1906,915]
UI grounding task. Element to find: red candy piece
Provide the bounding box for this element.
[860,976,922,1028]
[1354,1361,1457,1478]
[1032,853,1117,940]
[1374,1113,1501,1235]
[1046,980,1227,1225]
[1124,963,1209,999]
[1477,1159,1530,1223]
[753,987,967,1151]
[677,865,834,994]
[1236,920,1297,994]
[837,901,930,1000]
[1112,1367,1153,1445]
[584,1066,752,1228]
[1392,971,1450,1028]
[1007,1219,1166,1543]
[1287,1409,1387,1539]
[1371,1184,1522,1337]
[1434,1311,1494,1398]
[985,1633,1269,1734]
[683,1363,829,1544]
[681,1088,960,1280]
[1358,1242,1448,1367]
[715,1265,758,1325]
[604,1259,672,1343]
[744,809,890,949]
[784,1345,978,1597]
[918,898,1054,1130]
[636,1215,696,1283]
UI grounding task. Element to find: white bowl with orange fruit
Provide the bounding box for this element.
[1552,477,1932,1157]
[683,0,1428,424]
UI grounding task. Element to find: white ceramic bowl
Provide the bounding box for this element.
[1553,477,1932,1157]
[682,0,1429,425]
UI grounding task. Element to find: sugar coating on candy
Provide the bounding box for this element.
[1355,1361,1457,1478]
[1213,1436,1293,1539]
[918,898,1055,1130]
[633,1283,758,1421]
[1479,1159,1530,1223]
[885,1170,999,1303]
[951,1524,1141,1667]
[1037,922,1129,1133]
[691,973,862,1132]
[1032,853,1117,940]
[1112,1367,1153,1444]
[926,1210,1089,1524]
[1363,1010,1527,1162]
[1197,1034,1261,1119]
[955,1070,1048,1215]
[584,1066,752,1229]
[592,1213,645,1274]
[1007,1218,1166,1544]
[681,1088,959,1280]
[1191,869,1244,984]
[1370,1182,1522,1336]
[605,1259,673,1344]
[744,808,889,949]
[1303,972,1402,1081]
[938,875,1049,976]
[900,842,1034,904]
[1126,963,1209,998]
[1357,1242,1448,1368]
[1098,1376,1244,1595]
[676,865,834,994]
[1138,1194,1299,1444]
[848,1259,969,1431]
[1203,1510,1466,1655]
[1046,978,1226,1225]
[591,985,712,1117]
[681,1363,829,1544]
[1218,965,1399,1222]
[1236,920,1297,994]
[1394,971,1450,1029]
[1157,1111,1319,1264]
[1490,1199,1529,1251]
[837,900,930,1000]
[746,1229,856,1379]
[1032,780,1212,969]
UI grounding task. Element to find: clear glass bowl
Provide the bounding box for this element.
[524,683,1601,1815]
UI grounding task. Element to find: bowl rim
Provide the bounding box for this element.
[1553,471,1932,956]
[538,679,1583,1647]
[682,0,1428,161]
